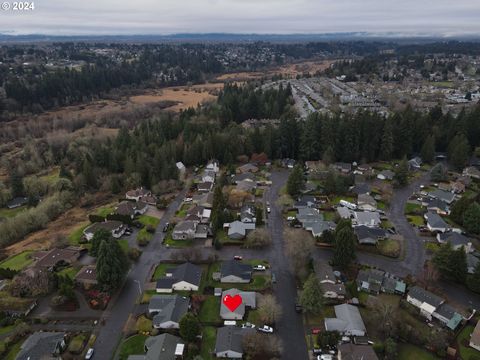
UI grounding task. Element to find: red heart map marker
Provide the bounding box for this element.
[223,294,242,312]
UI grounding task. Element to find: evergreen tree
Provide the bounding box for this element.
[394,158,409,187]
[433,243,467,282]
[9,168,24,197]
[179,313,200,342]
[430,163,447,182]
[96,239,129,290]
[448,134,470,170]
[286,165,305,197]
[333,226,356,269]
[255,206,264,226]
[90,229,112,257]
[299,273,323,315]
[421,135,435,164]
[211,185,226,232]
[450,196,471,225]
[464,202,480,234]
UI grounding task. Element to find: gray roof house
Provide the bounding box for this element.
[314,262,345,299]
[357,194,377,211]
[429,189,456,204]
[408,157,423,170]
[240,204,256,223]
[6,196,28,209]
[338,344,379,360]
[353,211,381,228]
[220,261,252,283]
[406,286,444,320]
[220,288,257,320]
[377,170,394,180]
[127,333,184,360]
[324,304,366,336]
[232,172,256,184]
[437,232,473,253]
[172,221,197,240]
[156,263,203,293]
[337,206,353,219]
[424,212,449,233]
[215,326,255,359]
[115,200,148,218]
[356,269,385,294]
[432,303,463,330]
[83,220,126,241]
[354,226,386,245]
[148,295,189,329]
[350,183,371,196]
[305,221,336,238]
[426,198,450,215]
[16,332,66,360]
[225,221,256,240]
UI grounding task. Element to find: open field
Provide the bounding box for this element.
[0,250,34,270]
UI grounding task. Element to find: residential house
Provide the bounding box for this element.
[451,181,466,194]
[219,261,252,283]
[215,326,255,358]
[353,211,381,228]
[337,344,379,360]
[75,265,97,288]
[333,162,352,174]
[195,224,210,239]
[235,180,257,193]
[197,181,214,193]
[192,192,214,208]
[127,333,184,360]
[186,205,211,223]
[408,157,423,170]
[432,303,463,330]
[406,286,444,320]
[426,198,450,215]
[354,226,386,245]
[357,194,377,211]
[468,254,480,274]
[83,220,126,241]
[314,262,346,300]
[240,204,256,223]
[172,221,197,240]
[307,221,336,237]
[377,170,394,180]
[424,212,449,233]
[232,172,256,184]
[296,207,322,224]
[202,169,216,183]
[237,163,259,174]
[294,195,317,209]
[464,166,480,180]
[6,196,27,209]
[337,206,353,219]
[350,183,371,196]
[220,288,256,320]
[437,232,473,253]
[429,189,455,204]
[206,160,220,173]
[16,332,66,360]
[34,247,81,270]
[148,294,189,329]
[225,221,256,240]
[156,262,203,293]
[176,161,186,175]
[115,200,147,218]
[126,187,151,201]
[356,269,385,294]
[469,321,480,351]
[324,304,366,336]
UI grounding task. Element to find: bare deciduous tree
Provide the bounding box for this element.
[257,294,283,324]
[284,228,314,280]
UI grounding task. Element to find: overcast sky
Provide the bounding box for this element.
[1,0,479,36]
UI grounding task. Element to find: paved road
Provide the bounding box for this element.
[93,190,185,360]
[266,171,309,360]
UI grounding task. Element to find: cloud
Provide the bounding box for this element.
[0,0,479,36]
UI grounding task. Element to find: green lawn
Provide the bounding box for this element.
[163,231,193,248]
[138,215,160,227]
[377,238,401,258]
[0,324,15,336]
[67,333,86,354]
[3,338,24,360]
[198,296,221,323]
[118,334,148,360]
[0,251,34,271]
[407,215,424,226]
[0,206,27,219]
[424,242,441,253]
[457,325,480,360]
[323,211,335,221]
[57,266,80,280]
[200,326,216,360]
[135,315,153,333]
[175,204,191,218]
[118,239,129,253]
[152,263,176,281]
[68,222,89,245]
[405,202,423,215]
[398,344,439,360]
[95,205,114,217]
[247,309,261,325]
[377,201,387,210]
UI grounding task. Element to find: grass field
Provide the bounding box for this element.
[457,325,480,360]
[95,205,114,217]
[57,266,80,280]
[67,333,86,354]
[152,263,176,281]
[0,206,27,219]
[118,334,148,360]
[0,324,15,336]
[118,239,129,253]
[68,222,89,245]
[377,238,401,258]
[407,215,424,226]
[200,326,216,360]
[0,251,34,271]
[198,296,221,323]
[398,344,439,360]
[405,202,423,215]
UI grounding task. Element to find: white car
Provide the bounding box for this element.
[85,348,94,359]
[257,325,273,333]
[184,197,192,202]
[317,355,333,360]
[253,265,266,271]
[241,322,255,329]
[267,207,271,213]
[287,216,296,221]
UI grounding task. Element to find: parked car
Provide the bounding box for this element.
[258,325,273,333]
[233,255,243,260]
[267,206,271,213]
[184,197,193,202]
[253,265,266,271]
[85,348,94,360]
[295,300,302,313]
[311,328,321,335]
[312,348,323,355]
[163,222,169,232]
[317,355,333,360]
[287,216,295,221]
[241,322,255,329]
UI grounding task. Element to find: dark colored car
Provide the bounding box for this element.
[163,222,169,232]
